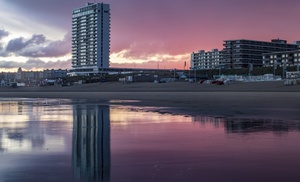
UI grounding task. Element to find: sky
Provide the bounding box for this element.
[0,0,299,71]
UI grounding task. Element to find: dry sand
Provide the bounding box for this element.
[0,81,299,120]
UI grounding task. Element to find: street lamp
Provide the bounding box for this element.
[282,61,286,79]
[173,68,176,81]
[248,63,253,76]
[273,62,277,79]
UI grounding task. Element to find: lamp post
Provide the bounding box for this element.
[248,63,253,76]
[273,62,277,80]
[282,61,286,79]
[173,68,176,81]
[297,62,300,79]
[188,65,191,82]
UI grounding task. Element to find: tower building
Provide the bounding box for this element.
[71,3,110,75]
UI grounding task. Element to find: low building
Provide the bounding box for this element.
[43,69,68,79]
[222,39,300,69]
[263,49,300,68]
[0,72,15,82]
[191,49,221,70]
[0,68,69,86]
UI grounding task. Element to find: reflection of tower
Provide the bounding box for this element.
[72,105,110,182]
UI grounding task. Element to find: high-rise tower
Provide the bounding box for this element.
[71,3,110,75]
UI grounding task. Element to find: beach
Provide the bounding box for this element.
[0,81,300,120]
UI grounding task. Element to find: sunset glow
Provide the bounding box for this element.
[0,0,299,71]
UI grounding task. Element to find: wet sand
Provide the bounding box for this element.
[0,81,300,120]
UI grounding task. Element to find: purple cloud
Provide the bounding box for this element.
[6,34,46,52]
[6,37,28,52]
[0,29,9,40]
[5,33,70,58]
[0,28,9,53]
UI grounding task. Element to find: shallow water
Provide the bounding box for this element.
[0,99,300,182]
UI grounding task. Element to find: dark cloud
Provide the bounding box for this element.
[0,59,71,70]
[5,33,70,58]
[0,29,9,40]
[6,37,27,52]
[36,32,71,57]
[6,34,46,52]
[0,29,9,54]
[27,34,46,45]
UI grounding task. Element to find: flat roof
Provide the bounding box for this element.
[262,49,300,55]
[223,39,299,46]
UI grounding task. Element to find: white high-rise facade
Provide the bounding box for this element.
[71,3,110,75]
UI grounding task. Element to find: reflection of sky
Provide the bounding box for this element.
[110,106,193,126]
[109,108,300,182]
[0,99,73,153]
[1,99,300,182]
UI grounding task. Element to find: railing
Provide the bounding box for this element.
[217,74,282,82]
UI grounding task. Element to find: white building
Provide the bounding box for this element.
[190,49,220,70]
[71,3,110,75]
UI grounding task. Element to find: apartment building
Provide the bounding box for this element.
[263,49,300,68]
[190,49,221,70]
[71,3,110,75]
[222,39,300,69]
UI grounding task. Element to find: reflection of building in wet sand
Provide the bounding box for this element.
[192,116,300,134]
[72,105,110,182]
[225,119,300,134]
[192,116,225,128]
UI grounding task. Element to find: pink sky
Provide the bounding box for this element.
[0,0,300,70]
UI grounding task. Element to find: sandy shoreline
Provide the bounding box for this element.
[1,80,300,92]
[0,81,300,121]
